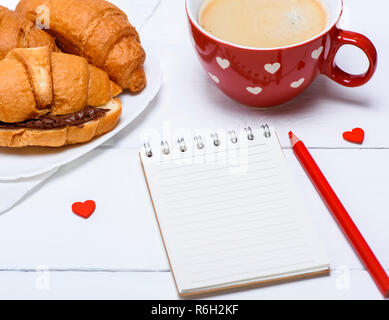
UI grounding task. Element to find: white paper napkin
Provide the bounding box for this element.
[0,169,58,213]
[114,0,162,29]
[0,0,161,214]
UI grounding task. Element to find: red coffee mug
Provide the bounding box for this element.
[186,0,377,108]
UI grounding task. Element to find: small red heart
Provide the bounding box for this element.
[343,128,365,144]
[72,200,96,219]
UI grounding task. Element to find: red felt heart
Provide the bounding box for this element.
[72,200,96,219]
[343,128,365,144]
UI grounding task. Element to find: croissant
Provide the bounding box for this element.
[0,46,122,123]
[0,5,58,59]
[16,0,147,92]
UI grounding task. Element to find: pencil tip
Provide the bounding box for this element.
[288,131,300,147]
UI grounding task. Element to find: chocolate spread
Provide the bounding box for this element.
[0,106,108,130]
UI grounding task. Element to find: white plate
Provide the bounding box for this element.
[0,51,162,180]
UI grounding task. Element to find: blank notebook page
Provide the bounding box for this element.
[140,127,329,295]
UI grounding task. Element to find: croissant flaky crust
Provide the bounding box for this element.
[16,0,147,92]
[0,5,58,59]
[0,47,122,123]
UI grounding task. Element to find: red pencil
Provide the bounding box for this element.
[289,131,389,298]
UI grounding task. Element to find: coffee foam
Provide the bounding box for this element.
[199,0,328,49]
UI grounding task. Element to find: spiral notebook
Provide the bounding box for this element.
[140,125,330,296]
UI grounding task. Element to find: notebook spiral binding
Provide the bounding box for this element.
[144,124,271,158]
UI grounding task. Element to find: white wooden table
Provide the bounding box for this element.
[0,0,388,300]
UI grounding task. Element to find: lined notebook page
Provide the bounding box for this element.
[140,127,329,294]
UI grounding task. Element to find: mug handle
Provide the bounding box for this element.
[321,28,377,87]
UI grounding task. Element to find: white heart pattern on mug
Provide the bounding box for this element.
[290,78,305,88]
[216,57,230,69]
[208,73,220,83]
[246,87,263,95]
[311,46,323,59]
[264,63,281,74]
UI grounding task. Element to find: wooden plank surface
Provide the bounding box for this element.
[103,0,389,149]
[0,269,385,300]
[0,0,387,299]
[0,149,387,272]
